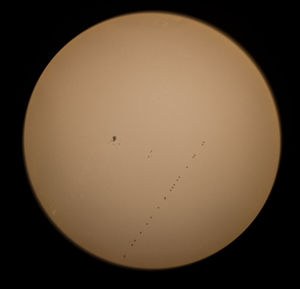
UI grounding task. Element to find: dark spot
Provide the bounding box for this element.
[150,216,152,219]
[146,222,149,225]
[134,239,136,242]
[112,136,117,142]
[157,206,160,209]
[164,196,167,200]
[139,232,142,234]
[123,254,126,258]
[131,243,133,246]
[186,166,188,168]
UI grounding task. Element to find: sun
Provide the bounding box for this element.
[23,11,281,270]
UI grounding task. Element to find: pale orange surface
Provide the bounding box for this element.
[23,12,281,270]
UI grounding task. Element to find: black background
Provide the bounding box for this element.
[11,1,295,285]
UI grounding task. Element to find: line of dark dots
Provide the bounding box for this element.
[124,147,206,258]
[126,174,182,256]
[127,217,153,250]
[126,161,187,252]
[126,220,149,253]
